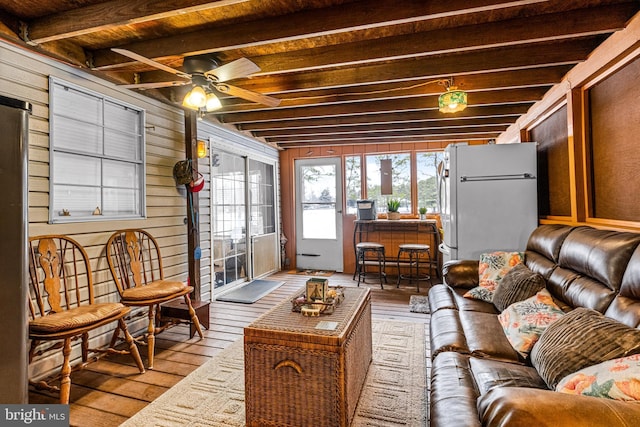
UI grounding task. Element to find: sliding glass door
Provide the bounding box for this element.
[211,152,247,289]
[211,151,278,293]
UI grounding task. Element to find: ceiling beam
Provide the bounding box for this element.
[248,4,634,76]
[91,0,548,70]
[219,87,549,124]
[266,125,509,144]
[23,0,249,44]
[251,116,520,138]
[104,3,625,86]
[277,134,499,148]
[235,104,535,131]
[205,37,602,98]
[218,66,572,112]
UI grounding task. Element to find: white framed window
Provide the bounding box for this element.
[417,151,445,213]
[344,155,361,215]
[366,153,412,213]
[49,78,146,223]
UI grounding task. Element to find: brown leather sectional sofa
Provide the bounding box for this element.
[428,224,640,426]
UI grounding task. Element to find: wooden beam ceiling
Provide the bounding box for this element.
[1,0,638,148]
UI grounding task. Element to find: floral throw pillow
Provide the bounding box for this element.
[498,288,565,357]
[556,354,640,400]
[463,251,524,302]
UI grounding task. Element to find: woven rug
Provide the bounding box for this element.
[122,320,427,427]
[409,295,430,313]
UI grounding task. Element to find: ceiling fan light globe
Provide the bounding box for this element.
[184,86,207,108]
[182,93,199,110]
[205,93,222,111]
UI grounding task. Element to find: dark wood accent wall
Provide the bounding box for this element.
[531,105,571,217]
[588,55,640,222]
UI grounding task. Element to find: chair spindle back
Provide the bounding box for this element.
[28,235,94,320]
[107,229,164,296]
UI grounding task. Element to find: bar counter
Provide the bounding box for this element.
[353,219,441,280]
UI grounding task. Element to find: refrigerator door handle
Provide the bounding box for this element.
[438,243,450,255]
[460,173,535,182]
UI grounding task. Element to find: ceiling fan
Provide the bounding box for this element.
[111,48,280,109]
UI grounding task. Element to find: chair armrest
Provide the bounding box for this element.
[442,260,479,289]
[478,387,640,427]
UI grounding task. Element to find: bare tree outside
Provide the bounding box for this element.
[366,154,412,213]
[417,152,445,213]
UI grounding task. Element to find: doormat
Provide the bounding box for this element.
[121,320,427,427]
[409,295,430,313]
[287,269,334,277]
[216,279,285,304]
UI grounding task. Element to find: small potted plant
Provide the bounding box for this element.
[387,198,401,220]
[419,207,427,220]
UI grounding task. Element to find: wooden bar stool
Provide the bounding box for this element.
[355,242,387,288]
[396,243,431,292]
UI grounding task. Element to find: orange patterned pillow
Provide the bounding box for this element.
[557,354,640,400]
[464,251,524,302]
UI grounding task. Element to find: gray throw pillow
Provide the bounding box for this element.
[492,263,546,312]
[530,307,640,389]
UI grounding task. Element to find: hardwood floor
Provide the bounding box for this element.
[28,271,431,427]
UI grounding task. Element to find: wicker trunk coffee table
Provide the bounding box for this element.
[244,286,372,427]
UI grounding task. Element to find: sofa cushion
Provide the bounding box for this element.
[524,224,575,281]
[461,311,522,363]
[556,354,640,400]
[525,224,576,264]
[430,308,469,357]
[469,357,548,395]
[557,227,640,293]
[608,245,640,327]
[464,251,524,302]
[498,289,565,357]
[546,266,616,313]
[492,263,546,312]
[479,387,640,427]
[428,284,458,313]
[442,259,480,289]
[530,307,640,389]
[431,352,482,427]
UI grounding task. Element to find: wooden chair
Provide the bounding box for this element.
[28,235,145,404]
[106,229,203,369]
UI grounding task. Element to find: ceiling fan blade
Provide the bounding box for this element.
[112,48,191,79]
[215,83,281,107]
[118,80,190,89]
[205,57,260,82]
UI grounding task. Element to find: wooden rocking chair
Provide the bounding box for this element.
[28,235,145,404]
[106,229,203,369]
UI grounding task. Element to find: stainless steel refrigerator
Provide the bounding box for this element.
[0,95,31,403]
[438,143,538,263]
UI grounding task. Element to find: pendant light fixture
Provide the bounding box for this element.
[438,78,467,113]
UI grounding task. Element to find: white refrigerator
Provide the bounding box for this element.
[438,143,538,263]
